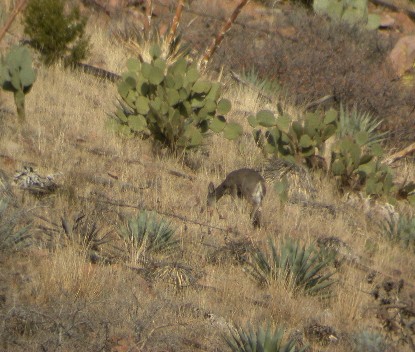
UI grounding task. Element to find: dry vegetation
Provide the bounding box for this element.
[0,1,415,351]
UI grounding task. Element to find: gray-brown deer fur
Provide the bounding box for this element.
[207,168,266,228]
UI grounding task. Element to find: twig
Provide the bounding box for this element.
[79,194,236,234]
[384,142,415,165]
[305,95,335,110]
[143,0,153,35]
[199,0,250,68]
[0,0,27,43]
[166,0,185,49]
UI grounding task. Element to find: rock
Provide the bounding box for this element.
[379,14,395,29]
[393,12,415,33]
[388,35,415,77]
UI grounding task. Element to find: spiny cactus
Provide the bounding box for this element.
[224,322,308,352]
[111,44,242,151]
[313,0,380,30]
[331,135,396,197]
[248,108,337,165]
[247,238,335,296]
[118,210,178,263]
[0,46,36,122]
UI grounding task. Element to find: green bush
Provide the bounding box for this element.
[23,0,89,66]
[247,238,335,296]
[0,46,36,121]
[224,323,307,352]
[119,210,178,262]
[111,44,242,151]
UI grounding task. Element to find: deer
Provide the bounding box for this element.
[207,168,266,228]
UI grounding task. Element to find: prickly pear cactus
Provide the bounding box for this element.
[331,134,396,197]
[248,108,337,164]
[313,0,380,30]
[111,44,242,150]
[0,46,36,122]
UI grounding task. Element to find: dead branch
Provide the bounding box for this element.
[384,142,415,165]
[0,0,27,43]
[79,194,237,235]
[166,0,185,49]
[199,0,250,68]
[143,0,153,35]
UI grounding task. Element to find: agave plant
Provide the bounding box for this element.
[0,198,31,252]
[247,238,335,296]
[224,323,307,352]
[239,67,281,97]
[119,210,178,263]
[337,104,387,147]
[380,214,415,252]
[351,330,389,352]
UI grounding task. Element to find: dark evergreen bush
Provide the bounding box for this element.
[23,0,90,66]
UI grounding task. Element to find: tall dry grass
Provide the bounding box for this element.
[0,5,414,351]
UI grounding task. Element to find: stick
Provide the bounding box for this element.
[199,0,250,68]
[384,142,415,165]
[165,0,185,49]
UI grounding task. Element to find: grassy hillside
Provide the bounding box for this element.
[0,1,414,351]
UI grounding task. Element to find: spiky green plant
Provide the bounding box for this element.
[0,198,31,252]
[224,323,307,352]
[23,0,89,66]
[240,67,281,97]
[337,104,387,147]
[380,214,415,252]
[119,210,178,263]
[351,330,389,352]
[247,238,335,296]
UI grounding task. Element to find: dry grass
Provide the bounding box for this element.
[0,6,414,352]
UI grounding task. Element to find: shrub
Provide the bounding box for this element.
[23,0,89,66]
[111,44,242,151]
[380,214,415,253]
[351,330,389,352]
[0,45,36,121]
[224,323,308,352]
[247,238,335,296]
[337,104,387,147]
[119,210,178,263]
[0,198,31,252]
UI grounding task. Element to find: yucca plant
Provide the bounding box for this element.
[39,212,112,252]
[247,238,335,296]
[224,323,307,352]
[0,198,31,252]
[239,67,281,97]
[337,104,387,147]
[119,210,178,263]
[380,214,415,252]
[351,330,389,352]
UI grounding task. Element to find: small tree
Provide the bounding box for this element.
[23,0,89,66]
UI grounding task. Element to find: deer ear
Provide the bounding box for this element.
[208,182,215,194]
